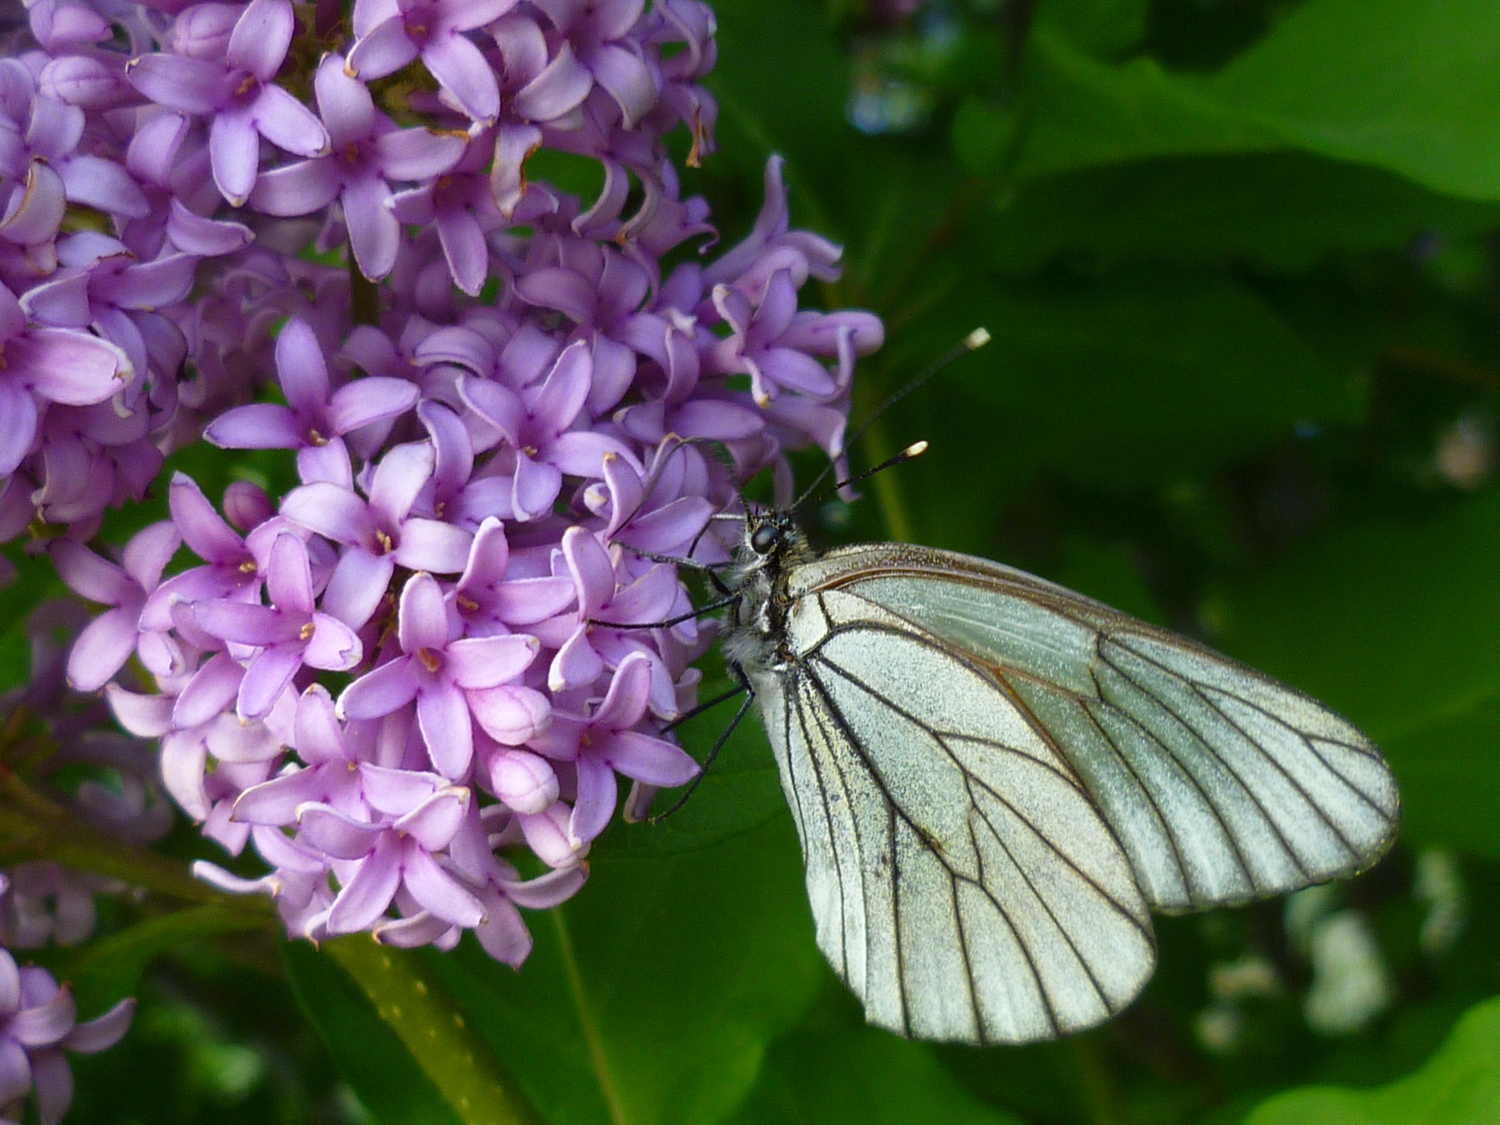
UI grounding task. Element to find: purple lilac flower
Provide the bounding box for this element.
[0,948,133,1125]
[7,0,883,992]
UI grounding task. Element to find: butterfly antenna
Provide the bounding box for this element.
[797,441,930,514]
[792,326,990,509]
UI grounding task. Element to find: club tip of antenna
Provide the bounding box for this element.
[903,440,929,459]
[965,327,991,350]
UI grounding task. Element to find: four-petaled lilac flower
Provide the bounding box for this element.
[127,0,330,205]
[281,441,474,628]
[339,571,540,778]
[205,318,420,481]
[0,949,134,1125]
[250,56,465,280]
[348,0,514,124]
[529,651,699,847]
[194,532,363,720]
[297,781,484,935]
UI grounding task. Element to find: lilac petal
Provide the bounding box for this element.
[392,787,468,850]
[228,0,295,79]
[125,54,226,116]
[417,678,474,779]
[758,347,835,397]
[342,172,399,281]
[420,31,499,123]
[327,836,402,931]
[441,0,514,33]
[0,951,18,1012]
[11,987,76,1047]
[204,403,304,449]
[160,730,210,820]
[234,768,328,825]
[392,517,474,573]
[238,643,305,719]
[109,254,200,309]
[512,40,593,121]
[195,600,299,646]
[313,54,375,146]
[172,652,245,728]
[446,633,539,689]
[266,530,315,614]
[359,764,443,817]
[517,265,596,323]
[512,454,562,521]
[569,753,617,845]
[484,576,576,625]
[547,431,635,479]
[591,41,657,128]
[533,340,592,431]
[619,497,714,555]
[303,613,363,670]
[593,651,651,730]
[376,127,465,181]
[327,377,419,435]
[0,1041,24,1107]
[253,83,331,156]
[457,375,524,443]
[15,327,131,405]
[66,608,140,692]
[402,848,485,927]
[167,198,254,255]
[124,520,182,591]
[321,548,394,630]
[346,17,421,80]
[274,319,332,421]
[340,656,420,719]
[106,684,175,737]
[397,571,450,654]
[518,801,583,867]
[548,626,603,693]
[50,539,129,604]
[436,207,488,295]
[281,482,376,546]
[474,894,531,966]
[367,440,434,525]
[562,525,615,617]
[64,998,135,1053]
[501,864,587,909]
[470,684,551,745]
[0,381,37,475]
[487,748,557,813]
[373,912,452,948]
[248,157,341,216]
[490,122,542,217]
[59,154,151,219]
[298,803,382,859]
[606,730,700,786]
[31,1048,73,1125]
[209,108,261,205]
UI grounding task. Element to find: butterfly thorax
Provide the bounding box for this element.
[720,509,815,679]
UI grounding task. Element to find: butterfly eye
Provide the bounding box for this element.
[750,523,780,555]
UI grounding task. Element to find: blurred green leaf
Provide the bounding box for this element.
[729,1014,1026,1125]
[57,904,266,1014]
[1246,994,1500,1125]
[981,153,1500,274]
[1209,0,1500,201]
[941,272,1358,489]
[1036,0,1150,61]
[1213,490,1500,856]
[424,816,821,1125]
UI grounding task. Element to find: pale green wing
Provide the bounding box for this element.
[754,595,1156,1045]
[816,547,1399,914]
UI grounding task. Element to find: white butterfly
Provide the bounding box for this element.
[715,500,1399,1045]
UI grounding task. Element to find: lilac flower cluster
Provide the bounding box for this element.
[5,0,882,995]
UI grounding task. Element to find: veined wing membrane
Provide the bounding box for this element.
[825,566,1399,914]
[774,620,1155,1044]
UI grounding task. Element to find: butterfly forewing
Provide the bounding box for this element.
[792,545,1399,915]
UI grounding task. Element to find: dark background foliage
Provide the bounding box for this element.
[17,0,1500,1122]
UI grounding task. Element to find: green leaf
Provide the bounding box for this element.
[1209,0,1500,200]
[1035,0,1150,61]
[286,939,537,1125]
[424,815,822,1125]
[935,272,1358,491]
[730,1016,1026,1125]
[1212,491,1500,856]
[980,152,1500,274]
[56,904,267,1015]
[1246,994,1500,1125]
[1013,29,1276,182]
